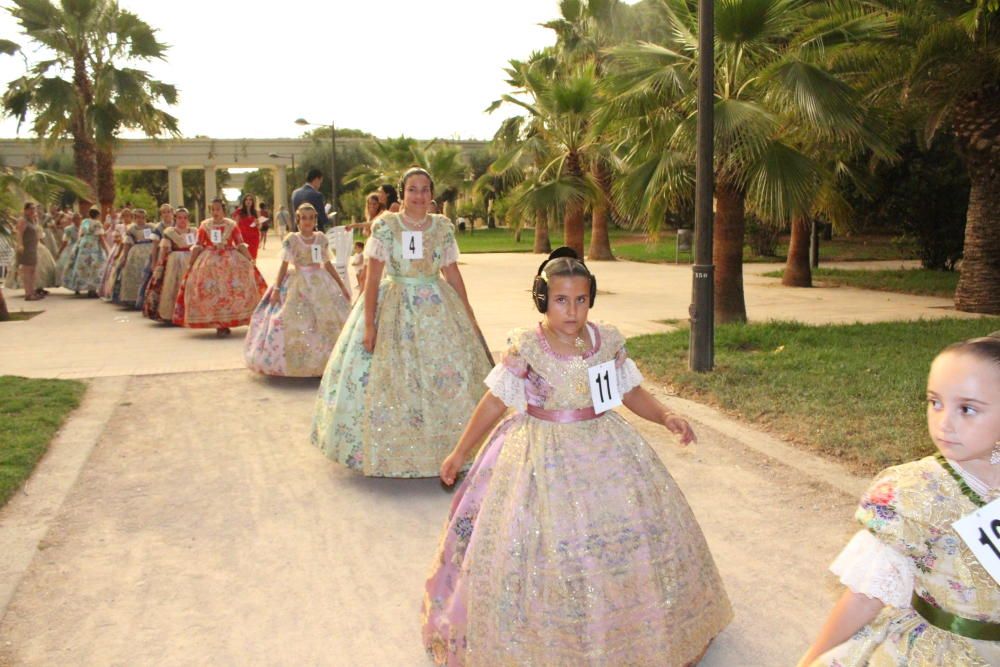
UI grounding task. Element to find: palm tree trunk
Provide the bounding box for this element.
[954,155,1000,314]
[587,158,615,261]
[713,184,748,323]
[564,201,585,257]
[534,210,552,254]
[96,146,116,218]
[72,52,96,212]
[782,216,812,287]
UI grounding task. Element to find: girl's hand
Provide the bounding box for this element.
[440,450,465,486]
[664,414,697,446]
[363,323,377,353]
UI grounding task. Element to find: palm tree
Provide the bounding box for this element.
[604,0,894,322]
[3,0,178,214]
[875,0,1000,313]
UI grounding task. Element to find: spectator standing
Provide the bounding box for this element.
[275,204,292,235]
[233,194,262,260]
[16,202,43,300]
[291,169,329,231]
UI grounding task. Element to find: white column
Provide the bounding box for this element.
[204,164,217,207]
[167,166,183,207]
[273,165,287,218]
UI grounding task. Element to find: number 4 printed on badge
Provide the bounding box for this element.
[402,231,423,260]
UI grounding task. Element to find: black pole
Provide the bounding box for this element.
[689,0,715,372]
[330,122,338,218]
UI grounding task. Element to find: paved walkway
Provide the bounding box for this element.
[0,248,982,665]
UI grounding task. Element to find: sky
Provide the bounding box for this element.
[0,0,572,141]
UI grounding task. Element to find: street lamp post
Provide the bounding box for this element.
[688,0,715,372]
[295,117,337,216]
[267,152,295,184]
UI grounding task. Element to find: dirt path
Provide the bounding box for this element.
[0,371,861,666]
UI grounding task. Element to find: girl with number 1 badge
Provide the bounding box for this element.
[421,247,732,666]
[799,334,1000,667]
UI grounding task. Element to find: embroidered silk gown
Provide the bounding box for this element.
[172,219,266,329]
[142,226,196,322]
[56,224,79,286]
[244,232,351,377]
[62,219,106,293]
[115,223,155,305]
[422,324,733,666]
[812,455,1000,666]
[311,213,493,478]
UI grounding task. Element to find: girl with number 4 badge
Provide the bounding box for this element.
[799,333,1000,667]
[244,203,351,377]
[422,248,732,667]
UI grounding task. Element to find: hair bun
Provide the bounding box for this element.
[536,246,580,276]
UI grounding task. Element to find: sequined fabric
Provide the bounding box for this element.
[813,456,1000,666]
[62,219,106,292]
[244,233,350,377]
[310,214,493,478]
[172,220,267,329]
[422,325,733,666]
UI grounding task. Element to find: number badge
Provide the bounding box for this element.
[953,497,1000,585]
[311,243,323,264]
[402,231,423,259]
[588,360,623,414]
[210,228,222,244]
[184,232,196,246]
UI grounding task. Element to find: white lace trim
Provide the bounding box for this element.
[830,529,914,608]
[484,363,526,413]
[618,358,643,395]
[441,236,460,266]
[364,235,388,262]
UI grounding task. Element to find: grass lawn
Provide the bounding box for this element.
[456,226,915,264]
[0,376,86,508]
[628,317,1000,474]
[762,268,960,298]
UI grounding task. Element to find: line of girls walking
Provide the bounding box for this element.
[58,199,267,337]
[249,165,998,665]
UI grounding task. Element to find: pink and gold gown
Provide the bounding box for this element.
[422,323,732,666]
[243,232,351,377]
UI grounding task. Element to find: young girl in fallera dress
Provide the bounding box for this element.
[422,248,732,667]
[98,208,130,300]
[244,203,352,377]
[172,198,266,337]
[142,207,197,322]
[311,168,493,478]
[62,207,106,296]
[799,334,1000,667]
[114,208,155,306]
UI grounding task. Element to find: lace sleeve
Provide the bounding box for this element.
[829,529,914,608]
[484,363,526,412]
[614,345,644,394]
[364,222,390,262]
[440,221,460,266]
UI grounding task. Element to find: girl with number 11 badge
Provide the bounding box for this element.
[311,167,493,478]
[799,333,1000,667]
[422,247,732,666]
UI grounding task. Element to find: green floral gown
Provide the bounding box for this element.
[311,213,493,478]
[813,455,1000,666]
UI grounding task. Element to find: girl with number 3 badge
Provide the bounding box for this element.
[799,333,1000,667]
[312,167,493,478]
[421,247,732,666]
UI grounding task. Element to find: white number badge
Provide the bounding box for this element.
[588,360,622,414]
[402,231,423,260]
[953,496,1000,586]
[184,232,196,246]
[210,228,222,244]
[311,243,323,264]
[142,228,153,240]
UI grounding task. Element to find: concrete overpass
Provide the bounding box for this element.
[0,137,489,213]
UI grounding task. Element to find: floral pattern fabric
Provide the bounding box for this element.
[56,225,79,285]
[310,213,493,478]
[421,324,733,666]
[115,224,155,305]
[143,227,194,321]
[244,233,351,377]
[812,456,1000,666]
[172,219,266,329]
[62,219,106,293]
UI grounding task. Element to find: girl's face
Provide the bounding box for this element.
[298,212,317,233]
[176,212,190,227]
[927,351,1000,464]
[543,275,591,338]
[135,211,146,225]
[121,210,132,224]
[366,197,381,216]
[211,202,225,219]
[243,196,253,208]
[402,175,432,212]
[161,207,174,223]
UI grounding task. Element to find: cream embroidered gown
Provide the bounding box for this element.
[422,324,733,666]
[813,455,1000,666]
[310,213,493,477]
